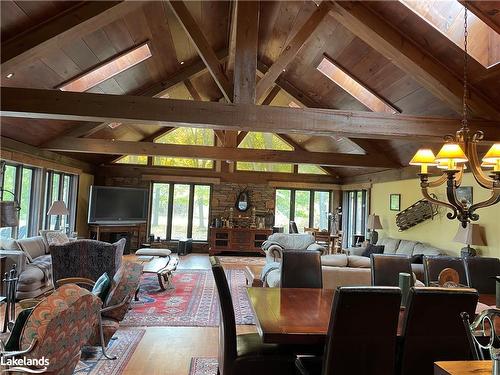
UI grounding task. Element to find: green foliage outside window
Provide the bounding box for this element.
[298,164,327,175]
[116,155,148,165]
[236,132,293,172]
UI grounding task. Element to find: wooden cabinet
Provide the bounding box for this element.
[209,228,272,255]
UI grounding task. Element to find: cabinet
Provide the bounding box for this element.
[209,228,272,255]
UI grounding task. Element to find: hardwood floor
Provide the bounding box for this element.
[122,253,256,375]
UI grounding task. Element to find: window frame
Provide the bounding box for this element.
[149,182,212,242]
[342,190,368,248]
[43,170,78,232]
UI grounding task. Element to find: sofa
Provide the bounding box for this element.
[262,233,326,262]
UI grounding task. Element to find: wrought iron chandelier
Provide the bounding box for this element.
[409,5,500,228]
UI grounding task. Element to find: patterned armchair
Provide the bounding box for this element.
[50,239,125,284]
[1,284,101,375]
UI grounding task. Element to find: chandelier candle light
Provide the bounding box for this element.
[409,4,500,228]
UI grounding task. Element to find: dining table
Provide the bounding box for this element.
[246,287,497,345]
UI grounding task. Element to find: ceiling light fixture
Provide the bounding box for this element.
[410,3,500,229]
[180,61,185,65]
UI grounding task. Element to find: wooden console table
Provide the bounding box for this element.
[89,223,147,252]
[209,227,272,255]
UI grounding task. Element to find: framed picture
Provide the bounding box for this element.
[390,194,401,211]
[456,186,473,207]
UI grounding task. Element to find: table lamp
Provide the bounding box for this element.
[453,223,485,258]
[367,214,383,245]
[47,200,69,231]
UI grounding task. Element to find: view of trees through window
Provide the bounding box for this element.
[237,132,294,172]
[343,190,367,248]
[275,188,331,233]
[150,182,211,241]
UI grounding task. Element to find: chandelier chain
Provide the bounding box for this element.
[462,4,468,130]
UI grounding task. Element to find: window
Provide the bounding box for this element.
[0,163,36,239]
[237,132,294,172]
[153,128,214,169]
[116,155,148,165]
[150,182,211,241]
[298,164,327,175]
[274,189,332,233]
[342,190,368,248]
[43,171,78,232]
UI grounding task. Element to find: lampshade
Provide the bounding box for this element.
[47,200,69,215]
[437,161,467,170]
[453,223,485,246]
[367,214,383,230]
[482,143,500,171]
[409,149,437,166]
[435,143,468,163]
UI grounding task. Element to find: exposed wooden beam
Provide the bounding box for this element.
[327,1,500,120]
[184,79,202,101]
[236,131,248,146]
[260,85,281,106]
[233,1,259,104]
[255,3,330,101]
[43,137,398,168]
[3,88,500,142]
[167,0,233,102]
[1,2,142,73]
[459,0,500,35]
[226,0,238,80]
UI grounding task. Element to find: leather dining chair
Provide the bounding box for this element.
[210,257,296,375]
[281,250,322,288]
[423,256,469,286]
[397,287,478,375]
[465,257,500,293]
[296,286,402,375]
[371,254,413,287]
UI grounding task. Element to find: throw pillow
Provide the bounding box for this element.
[92,273,111,302]
[411,254,424,264]
[16,237,46,262]
[4,308,34,351]
[39,230,61,252]
[361,244,385,258]
[45,231,69,246]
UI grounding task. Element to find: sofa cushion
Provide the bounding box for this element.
[347,255,371,268]
[39,230,62,252]
[361,244,385,257]
[396,240,419,256]
[377,238,401,254]
[321,254,348,267]
[45,231,69,246]
[17,265,45,285]
[16,236,46,262]
[413,243,442,256]
[0,237,20,250]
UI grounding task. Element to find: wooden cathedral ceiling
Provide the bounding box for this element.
[1,0,499,177]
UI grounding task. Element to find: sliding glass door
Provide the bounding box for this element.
[342,190,368,248]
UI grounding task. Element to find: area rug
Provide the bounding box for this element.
[218,256,266,266]
[189,357,218,375]
[74,328,145,375]
[121,269,255,327]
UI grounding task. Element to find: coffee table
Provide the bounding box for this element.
[135,256,178,300]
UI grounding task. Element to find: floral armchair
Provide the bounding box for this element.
[1,284,101,375]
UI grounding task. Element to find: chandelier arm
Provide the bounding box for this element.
[469,188,500,216]
[421,186,458,219]
[468,139,494,189]
[426,173,448,188]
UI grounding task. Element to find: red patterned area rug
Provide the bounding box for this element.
[189,357,218,375]
[121,269,255,327]
[74,328,145,375]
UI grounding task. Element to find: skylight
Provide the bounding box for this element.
[58,43,152,92]
[400,0,499,68]
[317,56,397,114]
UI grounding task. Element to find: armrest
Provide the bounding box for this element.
[0,338,37,358]
[266,245,284,262]
[19,299,40,309]
[101,295,131,313]
[56,277,96,288]
[306,243,325,255]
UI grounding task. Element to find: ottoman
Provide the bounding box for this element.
[135,248,172,258]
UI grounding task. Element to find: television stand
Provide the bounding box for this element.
[88,223,147,253]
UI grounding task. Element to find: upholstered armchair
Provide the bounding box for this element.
[0,284,101,375]
[56,261,143,360]
[262,233,326,263]
[50,238,125,284]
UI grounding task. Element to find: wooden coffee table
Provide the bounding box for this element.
[135,256,178,300]
[244,265,264,287]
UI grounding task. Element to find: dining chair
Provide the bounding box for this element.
[397,287,478,375]
[289,221,299,234]
[313,231,331,253]
[281,250,322,288]
[423,255,469,286]
[371,254,413,287]
[296,286,402,375]
[210,256,296,375]
[464,257,500,293]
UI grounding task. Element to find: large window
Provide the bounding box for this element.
[150,182,211,241]
[0,163,35,239]
[275,189,331,233]
[342,190,368,248]
[43,170,78,232]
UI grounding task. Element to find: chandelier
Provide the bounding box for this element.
[409,5,500,228]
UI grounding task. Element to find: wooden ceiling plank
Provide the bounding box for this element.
[42,137,397,169]
[3,87,500,142]
[459,0,500,35]
[167,0,233,102]
[1,1,142,74]
[327,1,500,120]
[255,3,330,101]
[233,1,259,104]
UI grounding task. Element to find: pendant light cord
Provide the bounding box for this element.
[462,4,468,130]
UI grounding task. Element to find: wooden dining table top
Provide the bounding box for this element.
[247,287,497,345]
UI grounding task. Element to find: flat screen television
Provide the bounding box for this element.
[88,186,148,224]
